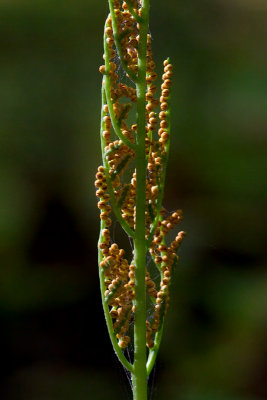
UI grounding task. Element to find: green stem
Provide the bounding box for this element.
[132,0,150,399]
[104,84,136,151]
[98,88,133,372]
[147,252,179,375]
[101,84,135,238]
[103,23,137,151]
[124,0,143,22]
[98,225,134,373]
[110,155,131,181]
[146,62,172,249]
[146,323,164,376]
[107,1,138,82]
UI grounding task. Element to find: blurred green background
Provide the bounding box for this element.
[0,0,266,399]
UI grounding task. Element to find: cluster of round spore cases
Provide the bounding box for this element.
[95,0,185,351]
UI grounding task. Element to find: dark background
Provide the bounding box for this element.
[0,0,266,399]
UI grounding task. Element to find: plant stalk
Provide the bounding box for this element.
[132,0,150,398]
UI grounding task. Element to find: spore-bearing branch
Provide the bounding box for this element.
[95,1,185,398]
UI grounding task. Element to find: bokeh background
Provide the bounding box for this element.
[0,0,266,399]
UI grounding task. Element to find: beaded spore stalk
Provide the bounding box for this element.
[95,0,185,398]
